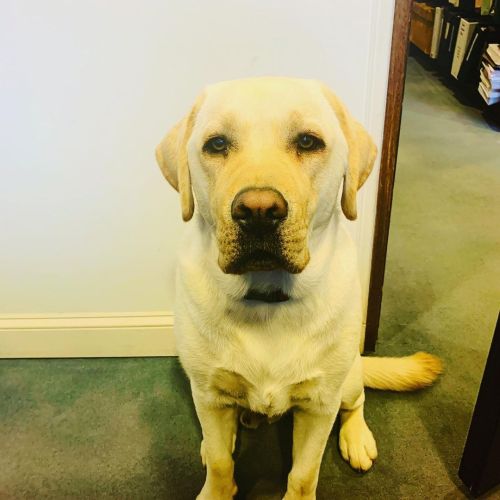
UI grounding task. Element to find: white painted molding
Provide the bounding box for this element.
[0,312,367,357]
[0,312,177,358]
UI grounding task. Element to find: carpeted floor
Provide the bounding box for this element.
[1,57,499,499]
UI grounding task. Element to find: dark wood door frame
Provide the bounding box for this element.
[459,313,500,497]
[364,0,413,352]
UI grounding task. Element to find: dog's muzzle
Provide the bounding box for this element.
[225,187,292,274]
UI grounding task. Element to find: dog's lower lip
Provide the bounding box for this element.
[244,288,290,303]
[228,250,285,274]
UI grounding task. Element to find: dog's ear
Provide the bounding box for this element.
[321,85,377,220]
[155,94,204,222]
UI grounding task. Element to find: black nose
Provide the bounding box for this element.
[231,188,288,233]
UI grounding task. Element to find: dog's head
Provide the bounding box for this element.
[156,78,376,275]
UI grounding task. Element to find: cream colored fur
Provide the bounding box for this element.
[156,77,442,500]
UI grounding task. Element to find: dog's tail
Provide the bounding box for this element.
[361,352,443,391]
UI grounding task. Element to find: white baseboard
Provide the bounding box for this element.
[0,312,369,358]
[0,312,177,358]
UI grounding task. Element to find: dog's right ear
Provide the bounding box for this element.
[155,94,204,222]
[320,84,377,221]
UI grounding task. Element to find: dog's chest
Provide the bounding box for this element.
[210,366,322,416]
[209,327,329,416]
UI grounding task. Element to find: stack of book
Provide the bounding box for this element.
[409,0,500,111]
[479,44,500,104]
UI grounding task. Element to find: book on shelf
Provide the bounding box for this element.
[480,65,500,87]
[478,81,500,102]
[482,0,493,15]
[438,10,462,73]
[478,43,500,103]
[411,2,436,55]
[451,18,479,77]
[486,43,500,64]
[448,0,480,9]
[458,25,500,82]
[431,7,445,58]
[482,60,500,79]
[457,24,484,81]
[484,53,500,68]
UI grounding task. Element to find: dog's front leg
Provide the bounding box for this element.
[284,406,339,500]
[192,389,238,500]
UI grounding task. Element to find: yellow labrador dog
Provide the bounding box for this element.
[156,77,442,499]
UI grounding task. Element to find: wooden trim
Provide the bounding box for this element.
[459,313,500,496]
[364,0,413,352]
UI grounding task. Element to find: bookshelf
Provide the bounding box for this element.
[409,0,500,123]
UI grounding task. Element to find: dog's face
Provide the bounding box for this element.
[156,78,376,275]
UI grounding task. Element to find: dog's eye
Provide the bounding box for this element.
[296,133,325,152]
[203,136,229,154]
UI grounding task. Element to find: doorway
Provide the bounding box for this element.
[367,0,500,496]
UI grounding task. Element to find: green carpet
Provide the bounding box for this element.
[1,57,499,499]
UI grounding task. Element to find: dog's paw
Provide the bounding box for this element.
[339,414,377,472]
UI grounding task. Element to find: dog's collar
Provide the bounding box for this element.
[243,288,290,303]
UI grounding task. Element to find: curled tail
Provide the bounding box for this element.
[361,352,443,391]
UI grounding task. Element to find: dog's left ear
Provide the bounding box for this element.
[321,84,377,220]
[155,94,205,222]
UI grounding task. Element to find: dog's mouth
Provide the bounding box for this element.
[217,222,310,275]
[224,249,300,275]
[243,287,290,303]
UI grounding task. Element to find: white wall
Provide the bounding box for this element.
[0,1,394,347]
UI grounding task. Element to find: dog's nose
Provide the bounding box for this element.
[231,188,288,232]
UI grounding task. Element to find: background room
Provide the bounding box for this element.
[375,0,500,496]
